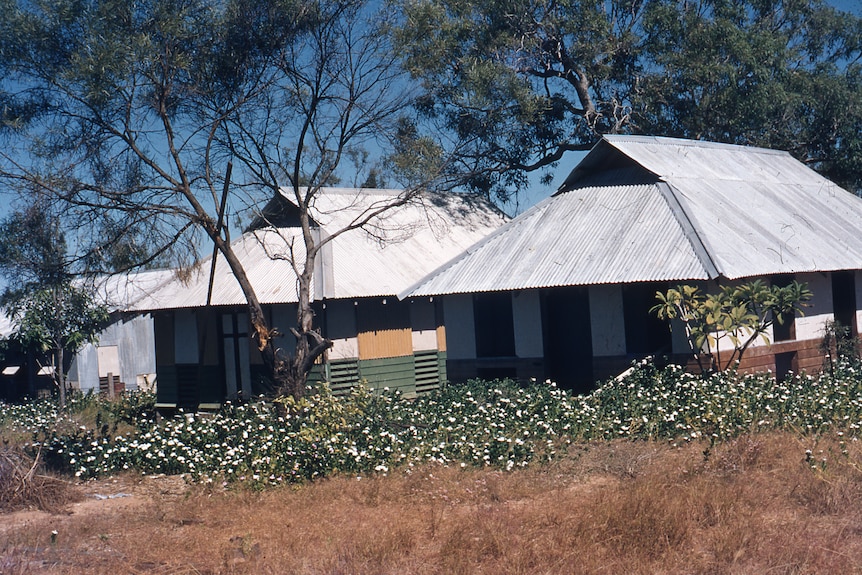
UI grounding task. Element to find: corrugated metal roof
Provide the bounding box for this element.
[603,135,812,185]
[134,188,506,310]
[670,176,862,278]
[403,183,708,297]
[133,232,306,310]
[0,270,175,335]
[92,269,177,311]
[603,135,862,279]
[403,136,862,297]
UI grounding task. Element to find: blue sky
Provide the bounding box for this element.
[833,0,861,15]
[0,0,859,222]
[513,0,862,213]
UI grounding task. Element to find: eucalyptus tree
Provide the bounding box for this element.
[638,0,862,192]
[0,0,446,398]
[0,204,109,407]
[218,0,449,397]
[393,0,862,200]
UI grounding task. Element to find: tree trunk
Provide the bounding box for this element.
[55,346,66,409]
[202,211,333,399]
[280,262,333,399]
[202,221,293,395]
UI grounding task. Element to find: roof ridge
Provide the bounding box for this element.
[654,182,721,280]
[603,135,790,156]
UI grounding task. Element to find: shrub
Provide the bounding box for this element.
[3,359,862,487]
[0,446,82,512]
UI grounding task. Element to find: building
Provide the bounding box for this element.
[132,188,506,409]
[67,270,175,396]
[0,311,44,400]
[402,136,862,392]
[0,270,173,401]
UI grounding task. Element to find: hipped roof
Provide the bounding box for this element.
[132,188,505,310]
[403,135,862,297]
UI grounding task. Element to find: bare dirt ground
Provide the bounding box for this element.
[1,474,191,574]
[3,434,862,574]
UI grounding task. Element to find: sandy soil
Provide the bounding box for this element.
[1,474,193,574]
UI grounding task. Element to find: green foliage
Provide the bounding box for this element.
[103,389,158,425]
[3,280,109,408]
[820,319,861,371]
[652,279,813,371]
[394,0,862,200]
[638,0,862,191]
[0,0,319,275]
[0,203,110,407]
[0,390,151,445]
[5,283,109,355]
[6,356,862,487]
[580,358,862,442]
[0,203,96,350]
[0,202,68,288]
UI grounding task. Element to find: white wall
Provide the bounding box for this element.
[443,294,476,360]
[512,290,543,358]
[792,272,832,342]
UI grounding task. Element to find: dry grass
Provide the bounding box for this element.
[3,431,862,574]
[0,447,83,514]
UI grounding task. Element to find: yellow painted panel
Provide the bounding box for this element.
[356,298,413,360]
[436,324,447,352]
[357,327,413,360]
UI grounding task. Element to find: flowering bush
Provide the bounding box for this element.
[3,360,862,486]
[580,359,862,442]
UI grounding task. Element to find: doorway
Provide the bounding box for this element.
[542,287,594,394]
